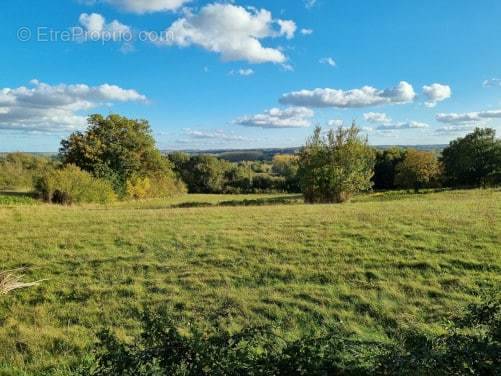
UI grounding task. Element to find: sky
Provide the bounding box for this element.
[1,0,501,152]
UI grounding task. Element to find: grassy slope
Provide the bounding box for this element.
[0,190,500,374]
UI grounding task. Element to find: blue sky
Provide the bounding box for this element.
[1,0,500,151]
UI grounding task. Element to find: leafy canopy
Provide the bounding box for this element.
[59,114,176,196]
[297,125,375,203]
[441,127,501,187]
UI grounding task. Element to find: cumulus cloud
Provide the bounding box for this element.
[75,13,131,42]
[280,81,416,108]
[422,83,452,107]
[483,78,501,88]
[156,3,296,64]
[363,112,391,124]
[319,57,336,67]
[184,129,248,141]
[436,109,501,124]
[229,68,254,76]
[0,80,146,133]
[234,107,314,128]
[376,121,430,130]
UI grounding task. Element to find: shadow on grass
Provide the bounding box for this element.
[171,195,303,209]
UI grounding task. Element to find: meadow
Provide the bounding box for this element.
[0,189,500,374]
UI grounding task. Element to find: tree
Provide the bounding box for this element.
[297,125,375,203]
[394,149,441,192]
[59,114,181,196]
[373,148,407,190]
[441,128,501,187]
[272,154,300,192]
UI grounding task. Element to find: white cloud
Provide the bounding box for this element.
[363,112,392,124]
[422,83,451,107]
[280,81,416,108]
[76,13,132,41]
[300,28,314,35]
[277,20,297,39]
[376,121,430,130]
[184,129,248,141]
[157,3,296,64]
[319,57,336,67]
[436,109,501,124]
[234,107,314,128]
[0,80,146,133]
[229,68,255,76]
[483,78,501,88]
[434,124,476,135]
[86,0,190,13]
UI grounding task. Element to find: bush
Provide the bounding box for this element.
[394,149,441,192]
[0,153,55,191]
[379,292,501,375]
[126,174,187,200]
[35,165,116,205]
[90,312,377,376]
[298,125,375,203]
[88,294,500,376]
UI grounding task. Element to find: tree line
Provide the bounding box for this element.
[0,114,500,204]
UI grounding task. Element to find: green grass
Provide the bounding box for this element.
[0,189,500,374]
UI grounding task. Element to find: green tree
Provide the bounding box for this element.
[373,148,407,190]
[181,155,231,193]
[441,128,501,187]
[59,114,181,196]
[394,149,441,192]
[297,125,375,203]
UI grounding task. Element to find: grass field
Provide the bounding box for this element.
[0,189,500,374]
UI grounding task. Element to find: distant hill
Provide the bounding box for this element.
[1,145,447,163]
[163,145,447,162]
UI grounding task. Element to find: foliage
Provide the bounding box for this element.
[272,154,300,192]
[373,148,407,190]
[91,311,377,376]
[90,293,500,376]
[35,164,116,204]
[297,125,375,203]
[0,153,55,190]
[379,292,501,375]
[441,128,501,187]
[59,114,180,196]
[126,174,187,200]
[394,149,441,192]
[169,153,289,194]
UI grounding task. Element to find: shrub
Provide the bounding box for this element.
[89,294,500,376]
[0,153,55,190]
[297,125,375,203]
[35,165,116,205]
[378,292,501,375]
[126,174,187,200]
[90,311,377,376]
[394,149,441,192]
